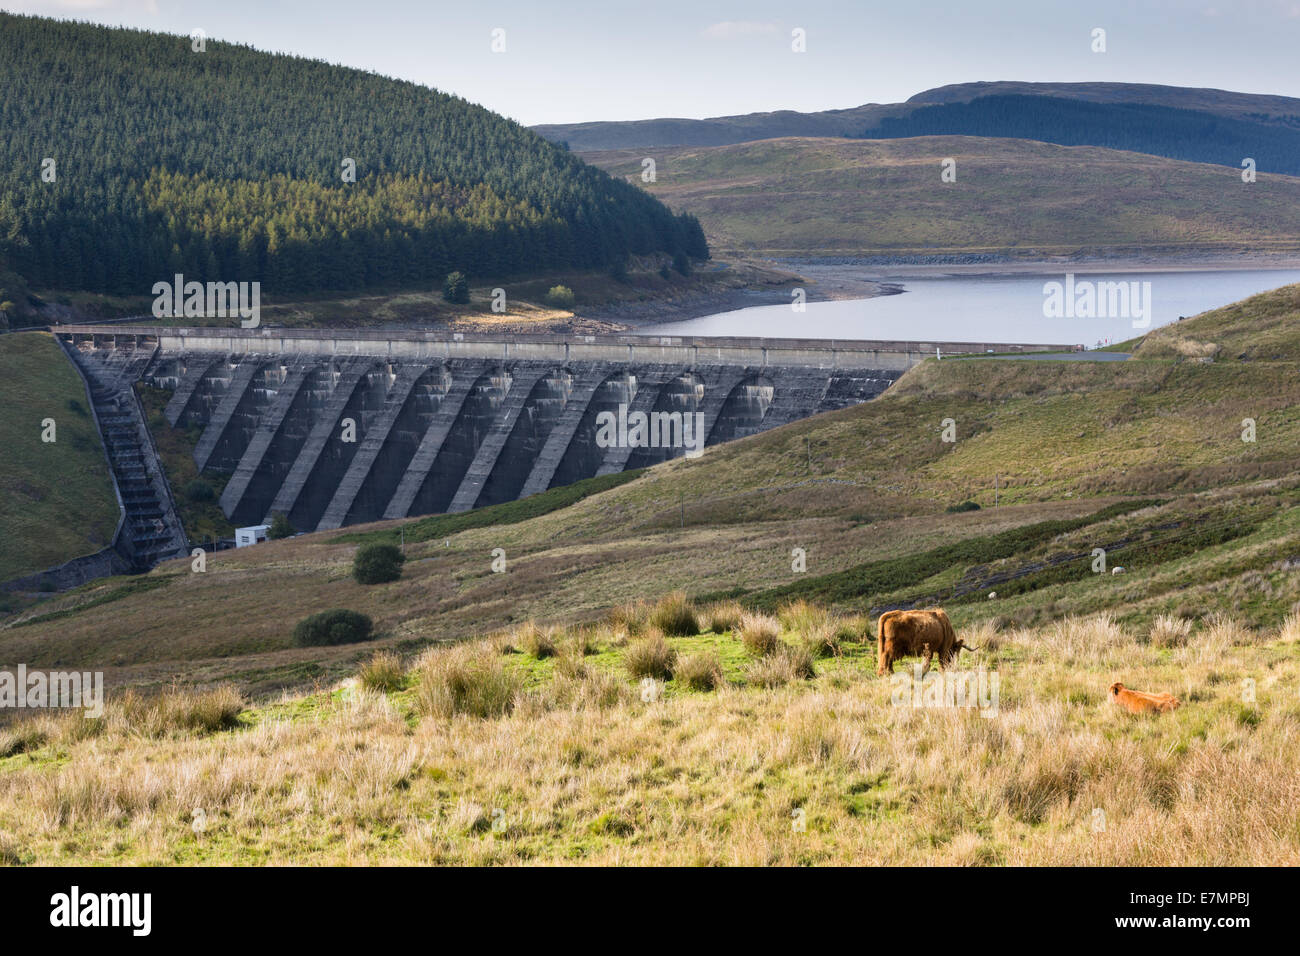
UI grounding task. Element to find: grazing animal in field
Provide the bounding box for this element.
[1108,681,1180,714]
[876,608,975,676]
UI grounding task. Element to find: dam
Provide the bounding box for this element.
[56,326,1070,553]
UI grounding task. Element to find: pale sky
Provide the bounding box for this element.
[5,0,1300,126]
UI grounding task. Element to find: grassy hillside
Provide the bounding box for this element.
[3,604,1298,865]
[0,334,119,584]
[585,136,1300,257]
[4,285,1300,865]
[4,284,1300,690]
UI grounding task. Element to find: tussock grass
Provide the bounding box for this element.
[358,651,405,692]
[1148,614,1192,648]
[624,632,677,680]
[414,646,520,719]
[514,621,558,660]
[675,652,725,691]
[704,601,745,634]
[738,612,781,657]
[6,601,1300,865]
[648,592,700,637]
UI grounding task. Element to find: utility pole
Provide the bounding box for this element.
[995,474,999,508]
[680,493,685,529]
[805,436,812,473]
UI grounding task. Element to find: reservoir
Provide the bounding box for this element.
[634,269,1300,345]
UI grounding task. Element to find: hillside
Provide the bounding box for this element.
[584,136,1300,257]
[535,80,1300,153]
[4,284,1300,691]
[0,13,705,303]
[0,334,119,585]
[4,284,1300,865]
[908,81,1300,124]
[864,95,1300,176]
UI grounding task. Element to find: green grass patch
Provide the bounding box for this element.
[0,333,120,580]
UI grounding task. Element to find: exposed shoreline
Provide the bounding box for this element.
[604,254,1300,333]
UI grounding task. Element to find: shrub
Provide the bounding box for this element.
[649,592,699,637]
[442,270,470,304]
[543,284,575,309]
[293,609,374,647]
[946,500,981,513]
[359,651,405,692]
[268,511,295,539]
[415,647,520,718]
[625,633,677,680]
[184,478,215,502]
[676,652,724,691]
[738,612,781,657]
[672,251,691,276]
[352,543,405,584]
[658,264,672,280]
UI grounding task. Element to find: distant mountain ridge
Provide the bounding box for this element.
[533,81,1300,162]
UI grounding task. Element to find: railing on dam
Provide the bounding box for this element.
[54,325,1076,372]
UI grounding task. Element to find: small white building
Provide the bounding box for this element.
[235,524,270,548]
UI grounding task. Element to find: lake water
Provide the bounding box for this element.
[634,269,1300,346]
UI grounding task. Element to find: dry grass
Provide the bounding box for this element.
[413,645,520,719]
[738,612,782,657]
[358,651,405,692]
[675,652,725,692]
[623,632,677,680]
[647,592,700,637]
[3,609,1300,865]
[703,601,745,634]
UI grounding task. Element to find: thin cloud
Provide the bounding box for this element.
[701,20,781,40]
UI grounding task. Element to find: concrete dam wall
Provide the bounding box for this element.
[57,327,1070,540]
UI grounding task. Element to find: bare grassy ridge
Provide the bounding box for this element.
[586,136,1300,256]
[2,604,1298,865]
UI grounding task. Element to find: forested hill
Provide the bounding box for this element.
[0,13,707,299]
[863,95,1300,176]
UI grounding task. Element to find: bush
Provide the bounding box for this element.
[268,511,295,539]
[676,652,724,691]
[293,609,374,647]
[610,259,629,283]
[649,592,699,637]
[946,500,982,513]
[672,251,692,276]
[359,651,405,692]
[442,271,470,304]
[543,284,575,309]
[658,264,672,280]
[184,478,215,502]
[625,633,677,680]
[415,646,520,718]
[352,543,405,584]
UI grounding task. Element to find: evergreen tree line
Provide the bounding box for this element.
[0,13,708,297]
[863,94,1300,177]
